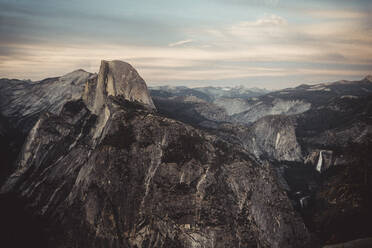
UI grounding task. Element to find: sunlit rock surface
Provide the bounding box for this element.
[0,69,95,133]
[83,60,155,114]
[0,69,95,183]
[242,115,303,162]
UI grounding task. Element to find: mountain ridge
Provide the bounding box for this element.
[0,60,312,248]
[0,63,371,247]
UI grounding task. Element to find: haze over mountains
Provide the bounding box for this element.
[0,61,372,248]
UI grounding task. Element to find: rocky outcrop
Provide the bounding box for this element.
[83,60,155,113]
[240,115,303,162]
[305,150,335,173]
[0,69,95,133]
[0,69,95,184]
[1,60,312,248]
[365,75,372,83]
[232,98,311,124]
[81,60,155,141]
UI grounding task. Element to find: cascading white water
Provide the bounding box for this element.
[316,151,323,172]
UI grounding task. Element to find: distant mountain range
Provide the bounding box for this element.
[150,85,269,102]
[149,75,372,246]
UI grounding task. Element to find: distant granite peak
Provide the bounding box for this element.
[83,60,155,113]
[59,69,94,84]
[82,60,155,140]
[365,75,372,82]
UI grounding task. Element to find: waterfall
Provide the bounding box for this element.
[316,151,323,172]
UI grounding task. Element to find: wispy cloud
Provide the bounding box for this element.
[0,1,371,89]
[255,14,287,26]
[168,39,193,47]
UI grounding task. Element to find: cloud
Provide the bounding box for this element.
[0,2,371,89]
[199,12,372,63]
[168,39,193,47]
[1,41,370,82]
[255,14,287,26]
[0,1,186,48]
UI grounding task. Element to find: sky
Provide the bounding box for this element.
[0,0,372,89]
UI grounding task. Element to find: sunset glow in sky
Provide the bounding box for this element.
[0,0,371,89]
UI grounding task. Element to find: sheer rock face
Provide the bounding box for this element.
[218,115,302,162]
[243,115,303,162]
[1,61,311,248]
[82,60,155,141]
[83,60,155,114]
